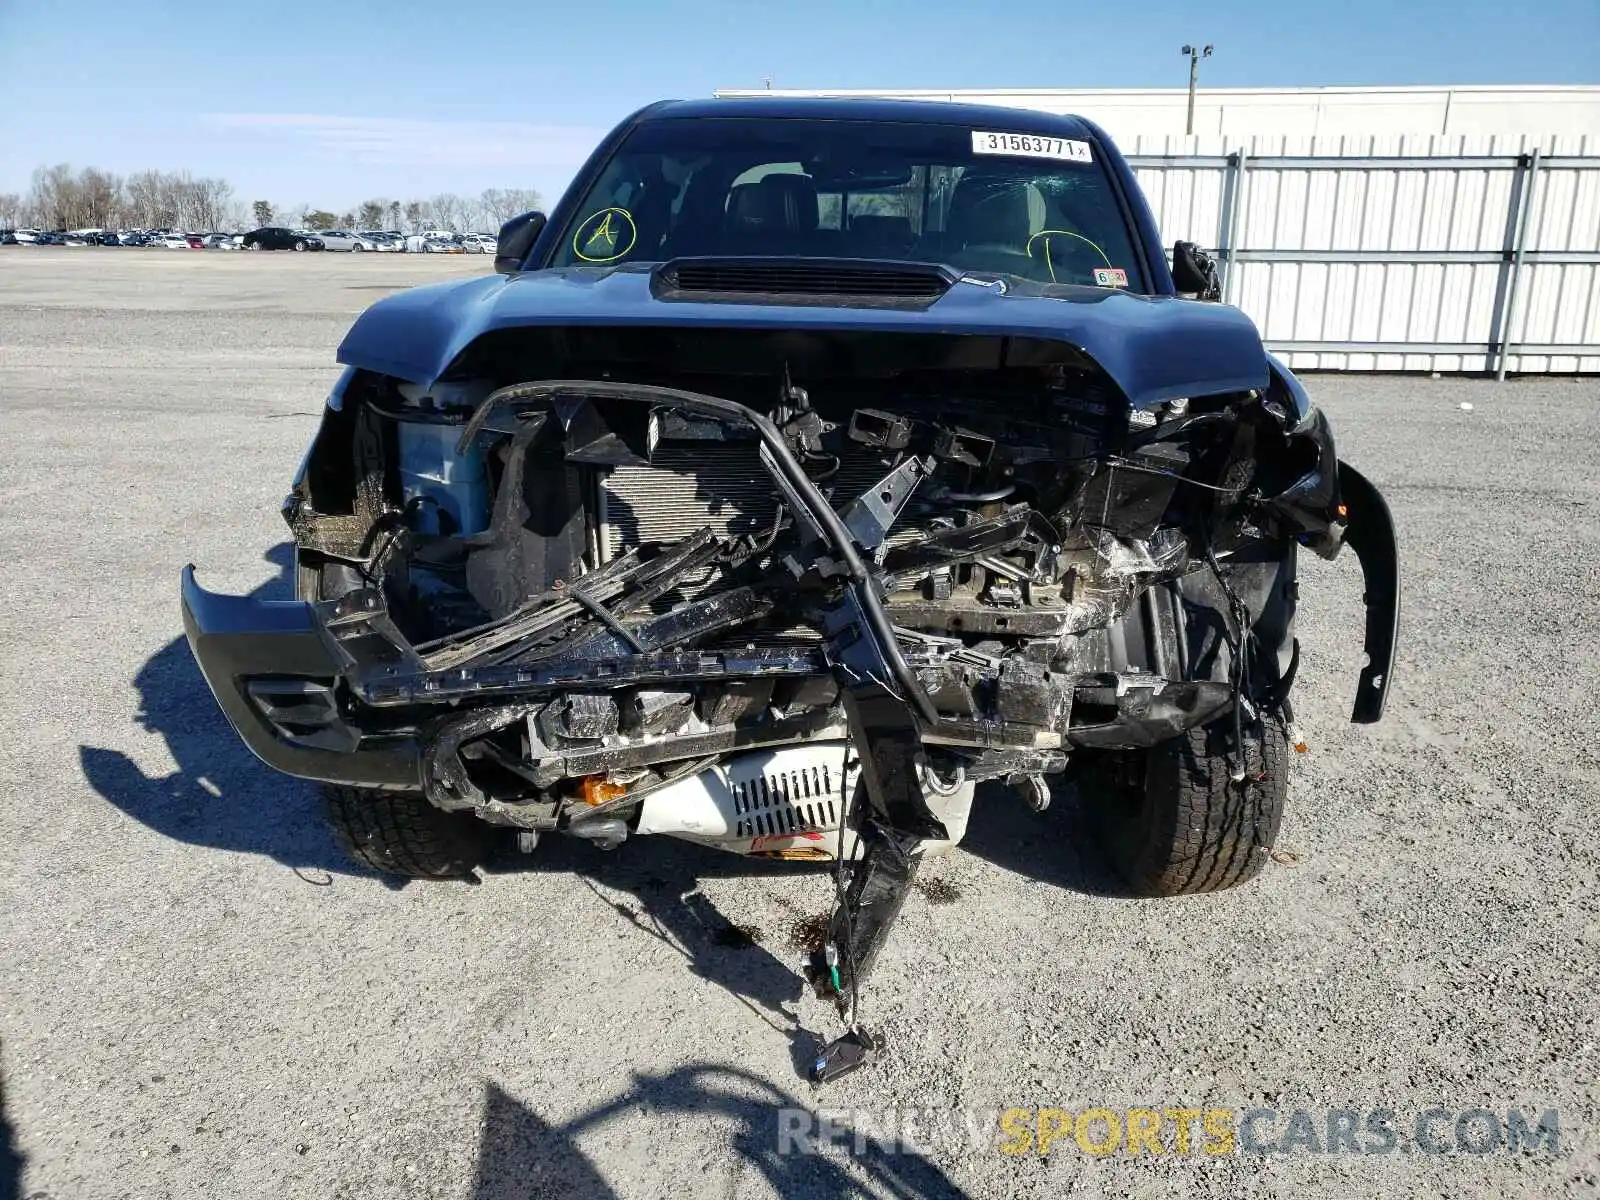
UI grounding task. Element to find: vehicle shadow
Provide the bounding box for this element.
[1,1058,22,1200]
[470,1068,970,1199]
[957,779,1139,899]
[76,543,384,883]
[495,834,823,1044]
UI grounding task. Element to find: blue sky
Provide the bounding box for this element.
[1,0,1595,212]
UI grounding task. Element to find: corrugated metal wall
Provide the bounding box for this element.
[1127,134,1600,373]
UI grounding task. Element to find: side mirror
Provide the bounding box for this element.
[1172,240,1221,301]
[494,210,546,275]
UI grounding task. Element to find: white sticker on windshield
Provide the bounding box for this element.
[971,131,1093,163]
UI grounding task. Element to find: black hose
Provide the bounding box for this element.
[944,483,1015,503]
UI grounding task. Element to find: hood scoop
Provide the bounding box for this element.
[653,257,955,304]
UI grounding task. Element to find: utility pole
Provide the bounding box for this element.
[1181,43,1213,135]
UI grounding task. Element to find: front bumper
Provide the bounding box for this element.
[180,565,421,788]
[182,379,1399,792]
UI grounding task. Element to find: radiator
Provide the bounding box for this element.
[598,443,892,559]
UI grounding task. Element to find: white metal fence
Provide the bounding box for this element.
[1125,133,1600,374]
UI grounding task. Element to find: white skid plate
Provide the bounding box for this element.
[635,743,971,860]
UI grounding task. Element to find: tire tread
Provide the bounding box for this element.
[1097,717,1289,897]
[323,786,492,879]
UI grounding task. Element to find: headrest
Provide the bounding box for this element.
[726,173,820,234]
[946,174,1035,248]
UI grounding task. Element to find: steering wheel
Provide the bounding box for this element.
[1026,229,1112,284]
[953,244,1044,280]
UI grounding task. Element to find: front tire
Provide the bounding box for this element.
[1090,716,1290,896]
[323,786,497,879]
[351,242,364,252]
[292,239,306,251]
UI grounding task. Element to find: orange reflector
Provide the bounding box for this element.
[1337,504,1348,518]
[581,777,627,806]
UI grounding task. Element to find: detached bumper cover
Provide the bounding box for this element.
[179,565,421,788]
[1338,462,1400,723]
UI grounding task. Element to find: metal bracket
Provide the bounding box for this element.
[839,457,933,551]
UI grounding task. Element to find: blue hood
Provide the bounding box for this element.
[336,266,1269,409]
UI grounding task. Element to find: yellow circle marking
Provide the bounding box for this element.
[572,207,638,263]
[1026,229,1112,283]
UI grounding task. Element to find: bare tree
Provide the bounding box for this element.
[114,169,229,229]
[122,170,170,227]
[78,168,122,227]
[478,188,543,230]
[27,164,125,228]
[426,193,459,232]
[29,164,75,228]
[11,161,569,237]
[192,177,233,230]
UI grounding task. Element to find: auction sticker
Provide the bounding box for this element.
[572,207,637,263]
[971,131,1093,163]
[1093,267,1129,287]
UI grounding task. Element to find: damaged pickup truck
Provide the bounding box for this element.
[182,97,1398,1076]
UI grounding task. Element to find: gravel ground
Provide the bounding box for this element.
[0,248,1596,1199]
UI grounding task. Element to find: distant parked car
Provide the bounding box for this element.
[240,227,324,251]
[118,231,149,246]
[36,232,66,246]
[403,228,457,253]
[357,231,401,252]
[0,230,16,245]
[424,234,465,254]
[185,233,206,249]
[203,233,237,250]
[13,228,41,244]
[158,233,190,249]
[314,230,378,252]
[460,233,496,254]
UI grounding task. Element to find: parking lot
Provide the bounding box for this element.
[0,247,1596,1199]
